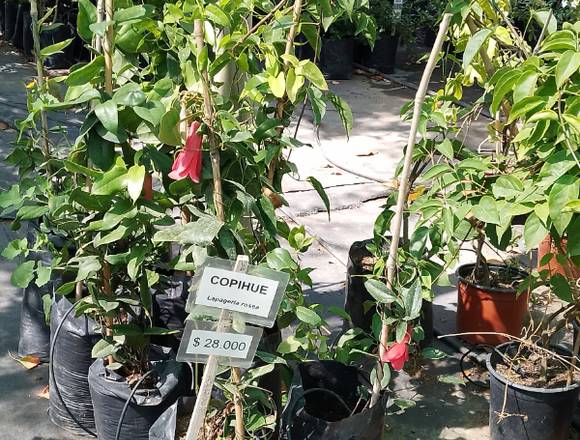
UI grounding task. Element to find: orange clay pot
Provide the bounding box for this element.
[456,264,529,346]
[537,235,580,281]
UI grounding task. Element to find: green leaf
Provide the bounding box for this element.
[403,279,422,319]
[87,131,116,170]
[463,29,492,70]
[40,38,74,57]
[513,71,538,103]
[551,274,572,302]
[507,96,547,124]
[77,0,97,42]
[307,176,330,220]
[471,196,501,225]
[91,339,116,358]
[113,83,146,106]
[300,61,328,90]
[92,158,128,195]
[205,4,231,27]
[370,363,391,389]
[17,205,49,220]
[277,336,304,354]
[435,139,453,159]
[492,175,524,200]
[533,10,557,35]
[11,261,36,288]
[75,256,101,282]
[394,398,416,410]
[555,50,580,89]
[422,164,452,180]
[285,68,304,103]
[66,56,104,86]
[524,212,548,250]
[266,248,298,271]
[94,225,128,247]
[295,306,322,326]
[152,217,223,245]
[306,87,326,125]
[267,72,286,98]
[2,238,27,260]
[126,165,145,202]
[364,279,397,304]
[94,100,118,134]
[158,109,181,146]
[422,347,447,360]
[35,265,52,287]
[438,374,465,385]
[328,93,352,136]
[255,351,288,366]
[548,175,579,235]
[115,5,151,22]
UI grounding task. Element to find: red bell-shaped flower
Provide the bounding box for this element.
[169,121,203,183]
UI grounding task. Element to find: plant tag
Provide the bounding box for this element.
[177,320,263,368]
[186,257,289,328]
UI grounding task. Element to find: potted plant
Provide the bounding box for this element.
[321,2,376,80]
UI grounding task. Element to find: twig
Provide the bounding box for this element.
[232,0,288,52]
[29,0,52,175]
[370,13,453,407]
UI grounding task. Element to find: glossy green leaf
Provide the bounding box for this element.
[158,110,181,146]
[77,0,97,42]
[463,29,492,70]
[555,50,580,89]
[301,61,328,90]
[40,38,74,57]
[364,279,397,304]
[524,212,548,250]
[11,261,36,288]
[266,248,298,271]
[126,165,145,202]
[549,175,579,235]
[296,306,322,326]
[113,83,146,106]
[267,72,286,98]
[66,56,104,86]
[471,196,501,225]
[307,176,330,220]
[507,96,547,124]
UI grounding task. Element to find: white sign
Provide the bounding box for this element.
[177,320,263,368]
[195,267,278,318]
[187,257,289,328]
[184,329,253,359]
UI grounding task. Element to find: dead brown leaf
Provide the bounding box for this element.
[356,151,377,157]
[10,352,41,370]
[37,385,49,399]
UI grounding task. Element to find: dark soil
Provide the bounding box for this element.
[496,349,580,389]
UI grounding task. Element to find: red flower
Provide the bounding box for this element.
[381,326,412,371]
[168,121,203,182]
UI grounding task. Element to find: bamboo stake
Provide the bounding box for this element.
[29,0,51,174]
[103,0,114,96]
[370,13,453,407]
[192,18,244,439]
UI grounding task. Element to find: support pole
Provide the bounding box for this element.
[29,0,51,174]
[370,13,453,407]
[184,256,249,440]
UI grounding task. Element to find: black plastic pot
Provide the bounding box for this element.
[0,1,5,35]
[365,34,399,74]
[11,2,28,49]
[151,271,190,351]
[280,360,387,440]
[88,355,183,440]
[21,8,32,55]
[49,295,99,435]
[320,38,354,80]
[3,0,17,41]
[487,342,580,440]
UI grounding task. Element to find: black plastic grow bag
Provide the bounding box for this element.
[88,354,183,440]
[320,38,354,80]
[49,295,99,435]
[22,8,32,55]
[487,342,580,440]
[280,360,387,440]
[11,2,27,49]
[3,0,17,41]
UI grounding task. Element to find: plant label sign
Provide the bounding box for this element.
[187,257,289,328]
[177,320,263,368]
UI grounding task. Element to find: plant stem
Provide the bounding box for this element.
[102,260,115,365]
[95,0,105,54]
[371,13,453,407]
[268,0,303,183]
[193,18,243,438]
[29,0,52,176]
[103,0,114,96]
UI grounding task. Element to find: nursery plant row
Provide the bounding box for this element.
[1,0,579,439]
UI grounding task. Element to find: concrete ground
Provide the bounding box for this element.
[0,37,542,440]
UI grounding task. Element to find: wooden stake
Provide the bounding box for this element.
[184,256,250,440]
[370,13,453,407]
[29,0,51,174]
[103,0,114,96]
[192,18,244,439]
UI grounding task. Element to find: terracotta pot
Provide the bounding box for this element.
[537,235,580,280]
[456,263,529,346]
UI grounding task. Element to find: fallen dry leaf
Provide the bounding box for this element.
[37,385,49,399]
[356,151,377,157]
[0,121,10,131]
[9,352,41,370]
